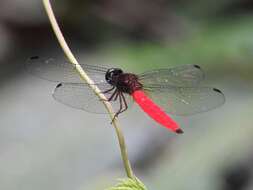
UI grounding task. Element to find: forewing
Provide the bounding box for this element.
[53,82,133,114]
[145,86,225,116]
[25,56,108,83]
[139,65,204,87]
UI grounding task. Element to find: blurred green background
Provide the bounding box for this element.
[0,0,253,190]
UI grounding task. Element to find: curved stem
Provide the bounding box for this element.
[42,0,134,179]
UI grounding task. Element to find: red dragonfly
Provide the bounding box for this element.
[26,56,225,134]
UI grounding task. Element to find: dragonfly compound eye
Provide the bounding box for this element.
[105,68,123,84]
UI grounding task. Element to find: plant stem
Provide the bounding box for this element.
[42,0,134,179]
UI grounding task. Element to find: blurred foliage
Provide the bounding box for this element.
[95,16,253,81]
[106,178,147,190]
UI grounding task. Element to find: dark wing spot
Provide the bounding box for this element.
[194,65,201,69]
[30,56,39,60]
[213,88,222,93]
[56,83,63,88]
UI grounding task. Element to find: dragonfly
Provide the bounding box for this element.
[26,56,225,134]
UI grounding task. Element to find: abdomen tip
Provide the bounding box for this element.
[175,128,184,134]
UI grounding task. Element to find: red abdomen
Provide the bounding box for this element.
[132,90,183,134]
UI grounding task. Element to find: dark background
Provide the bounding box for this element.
[0,0,252,190]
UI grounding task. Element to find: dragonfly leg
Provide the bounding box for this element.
[111,92,129,123]
[101,86,115,94]
[100,89,118,102]
[115,92,128,116]
[111,91,123,123]
[119,92,128,113]
[113,91,120,101]
[108,89,118,101]
[99,87,116,101]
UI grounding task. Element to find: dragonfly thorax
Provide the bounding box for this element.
[116,73,143,94]
[105,68,143,94]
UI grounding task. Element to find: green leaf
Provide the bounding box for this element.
[106,178,147,190]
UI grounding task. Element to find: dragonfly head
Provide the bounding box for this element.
[105,68,123,85]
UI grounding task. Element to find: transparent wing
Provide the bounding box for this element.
[53,82,133,114]
[145,86,225,116]
[139,65,204,87]
[25,56,108,83]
